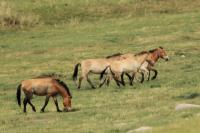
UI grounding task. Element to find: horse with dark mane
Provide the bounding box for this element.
[100,51,150,87]
[16,77,72,113]
[139,47,169,81]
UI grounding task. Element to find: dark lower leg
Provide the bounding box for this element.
[106,78,110,86]
[78,77,83,89]
[151,69,158,80]
[121,73,125,86]
[147,70,151,81]
[87,76,96,89]
[23,97,28,113]
[41,96,50,112]
[53,97,61,112]
[125,73,133,85]
[27,100,36,112]
[140,72,145,83]
[113,76,121,87]
[99,77,106,88]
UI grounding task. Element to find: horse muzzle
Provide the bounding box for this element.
[163,56,169,61]
[63,107,72,112]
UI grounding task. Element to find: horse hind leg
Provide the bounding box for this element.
[40,96,50,112]
[23,96,29,113]
[78,77,83,89]
[52,96,62,112]
[86,75,96,89]
[27,99,36,112]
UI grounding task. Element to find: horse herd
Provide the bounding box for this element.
[16,47,169,113]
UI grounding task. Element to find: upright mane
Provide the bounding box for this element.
[149,47,164,53]
[55,79,72,98]
[134,51,148,56]
[35,73,63,79]
[149,48,157,53]
[106,53,122,58]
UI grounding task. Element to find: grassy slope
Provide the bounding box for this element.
[1,0,200,133]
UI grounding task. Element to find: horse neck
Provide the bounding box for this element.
[57,84,70,99]
[136,53,149,64]
[150,51,159,63]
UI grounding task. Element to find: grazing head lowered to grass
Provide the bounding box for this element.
[16,77,72,113]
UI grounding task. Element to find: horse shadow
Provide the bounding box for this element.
[174,92,200,100]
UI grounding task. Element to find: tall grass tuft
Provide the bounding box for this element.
[0,1,40,29]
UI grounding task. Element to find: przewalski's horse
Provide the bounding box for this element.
[72,54,130,89]
[100,51,150,87]
[102,47,169,86]
[138,47,169,82]
[16,77,72,113]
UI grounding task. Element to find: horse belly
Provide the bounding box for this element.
[32,86,48,96]
[90,64,108,74]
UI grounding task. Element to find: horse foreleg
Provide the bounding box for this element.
[41,96,50,112]
[99,76,107,88]
[140,72,145,83]
[120,73,126,86]
[106,78,110,86]
[52,96,62,112]
[112,74,122,87]
[128,73,135,85]
[87,75,96,89]
[125,73,133,86]
[151,69,158,80]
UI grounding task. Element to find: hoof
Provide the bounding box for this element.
[57,110,62,112]
[40,109,44,113]
[32,108,36,112]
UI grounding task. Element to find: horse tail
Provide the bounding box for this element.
[100,66,110,80]
[73,63,81,81]
[16,84,22,107]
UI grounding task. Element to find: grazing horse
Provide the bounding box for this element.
[72,54,131,89]
[100,51,150,87]
[16,77,72,113]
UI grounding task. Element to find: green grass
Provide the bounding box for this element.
[1,0,200,133]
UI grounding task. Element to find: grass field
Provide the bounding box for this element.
[1,0,200,133]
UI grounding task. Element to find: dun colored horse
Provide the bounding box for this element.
[16,77,72,113]
[72,54,130,89]
[101,47,169,86]
[100,51,150,87]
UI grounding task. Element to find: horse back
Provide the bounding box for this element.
[21,78,55,96]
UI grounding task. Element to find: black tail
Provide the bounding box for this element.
[16,84,21,107]
[73,63,81,81]
[100,66,110,80]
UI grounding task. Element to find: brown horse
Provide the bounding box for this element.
[16,77,72,113]
[139,47,169,81]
